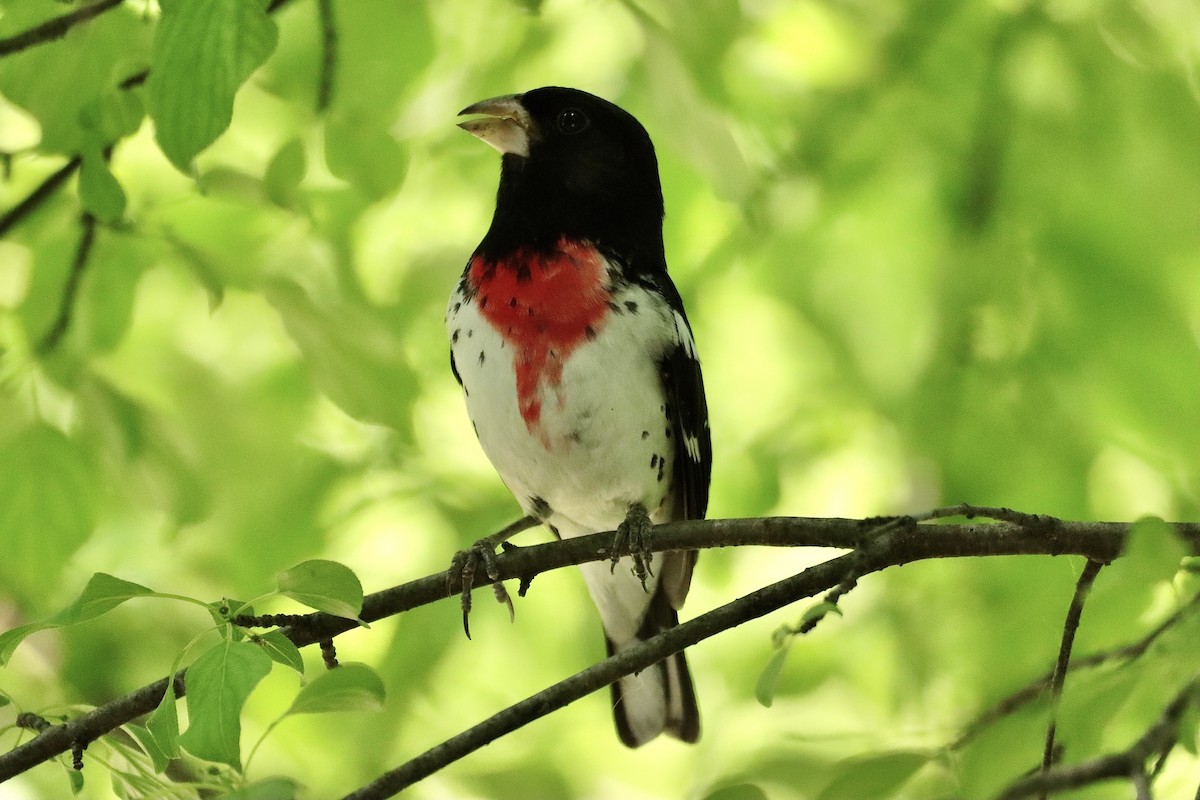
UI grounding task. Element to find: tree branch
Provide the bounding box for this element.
[1,514,1198,783]
[1039,560,1103,797]
[953,589,1200,748]
[0,158,81,239]
[315,0,337,112]
[340,540,870,799]
[36,213,97,354]
[995,677,1200,799]
[0,0,125,59]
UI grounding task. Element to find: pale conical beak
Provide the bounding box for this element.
[457,94,532,157]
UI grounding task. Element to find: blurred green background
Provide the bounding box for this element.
[2,0,1199,798]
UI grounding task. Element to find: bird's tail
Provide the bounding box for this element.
[606,583,700,748]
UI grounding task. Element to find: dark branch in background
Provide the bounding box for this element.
[1038,559,1103,797]
[954,590,1200,748]
[315,0,337,112]
[2,513,1199,784]
[995,678,1200,800]
[0,0,125,58]
[0,0,301,241]
[36,213,97,354]
[0,158,80,238]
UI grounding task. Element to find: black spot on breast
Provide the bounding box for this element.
[479,295,489,309]
[641,430,649,440]
[624,300,638,313]
[452,329,460,344]
[657,457,666,482]
[529,496,552,518]
[478,350,486,366]
[568,430,584,444]
[527,308,535,317]
[585,325,597,341]
[452,301,462,313]
[509,296,518,308]
[665,427,672,439]
[467,329,474,338]
[650,454,658,468]
[608,301,622,314]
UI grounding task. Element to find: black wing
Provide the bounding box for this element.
[650,275,711,523]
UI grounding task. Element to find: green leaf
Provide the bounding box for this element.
[256,630,304,675]
[146,0,278,170]
[217,777,300,800]
[800,601,843,626]
[702,784,770,800]
[179,641,272,769]
[755,645,790,708]
[1122,516,1187,586]
[145,680,182,762]
[67,768,84,794]
[0,571,154,666]
[265,280,418,434]
[817,751,930,800]
[0,425,98,601]
[276,560,364,621]
[323,113,408,200]
[127,724,169,774]
[51,573,154,627]
[264,138,306,208]
[0,624,45,667]
[284,663,385,716]
[1179,700,1200,756]
[79,91,145,145]
[0,3,152,154]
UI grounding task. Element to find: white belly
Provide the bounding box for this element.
[447,282,677,535]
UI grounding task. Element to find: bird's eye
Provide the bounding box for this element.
[556,107,589,135]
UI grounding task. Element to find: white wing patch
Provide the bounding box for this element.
[672,309,697,359]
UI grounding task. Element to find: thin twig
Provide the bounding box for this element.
[1038,560,1103,799]
[954,590,1200,748]
[36,214,97,354]
[315,0,337,112]
[1,515,1197,783]
[0,158,81,239]
[0,0,125,58]
[995,678,1200,799]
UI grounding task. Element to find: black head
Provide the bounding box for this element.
[459,87,666,270]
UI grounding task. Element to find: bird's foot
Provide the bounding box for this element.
[610,503,654,590]
[448,536,513,639]
[447,516,537,639]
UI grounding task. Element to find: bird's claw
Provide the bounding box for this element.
[610,503,654,591]
[448,537,510,639]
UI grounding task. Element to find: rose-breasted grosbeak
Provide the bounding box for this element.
[447,87,711,747]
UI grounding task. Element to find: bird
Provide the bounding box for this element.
[446,86,711,747]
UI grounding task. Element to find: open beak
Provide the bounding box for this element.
[458,94,532,157]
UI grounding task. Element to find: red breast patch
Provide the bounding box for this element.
[469,240,610,436]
